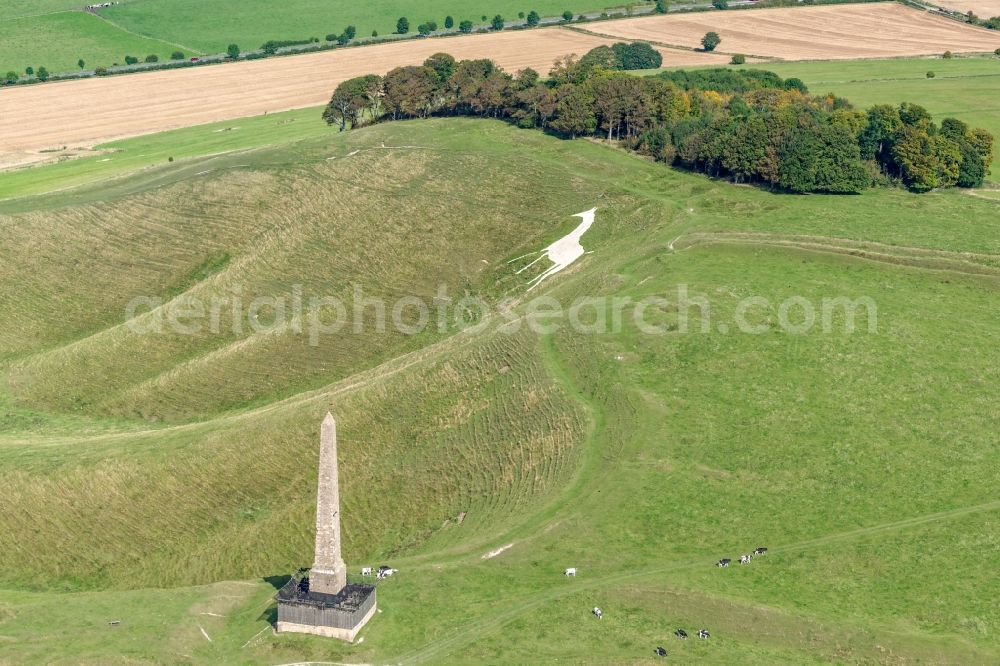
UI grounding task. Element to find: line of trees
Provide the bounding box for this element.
[395,10,548,34]
[953,9,1000,31]
[123,54,163,65]
[322,51,993,193]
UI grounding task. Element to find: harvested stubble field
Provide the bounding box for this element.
[584,3,1000,59]
[0,27,728,167]
[931,0,1000,15]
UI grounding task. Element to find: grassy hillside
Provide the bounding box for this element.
[0,11,190,74]
[0,117,999,664]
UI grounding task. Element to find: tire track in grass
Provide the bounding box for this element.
[392,498,1000,664]
[90,10,203,54]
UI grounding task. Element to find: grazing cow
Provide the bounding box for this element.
[377,566,397,580]
[564,567,577,576]
[717,558,731,568]
[754,547,768,556]
[675,629,688,639]
[654,646,668,657]
[592,607,603,619]
[698,629,710,639]
[361,567,372,576]
[739,554,753,564]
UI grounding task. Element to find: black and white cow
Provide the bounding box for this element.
[675,629,688,639]
[361,567,373,576]
[754,547,768,556]
[739,554,753,564]
[592,607,603,619]
[698,629,710,639]
[717,558,731,568]
[654,646,668,657]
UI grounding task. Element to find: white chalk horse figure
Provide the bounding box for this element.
[514,208,596,291]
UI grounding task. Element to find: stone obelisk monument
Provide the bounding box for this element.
[274,413,377,640]
[310,412,348,594]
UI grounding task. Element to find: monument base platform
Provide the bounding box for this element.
[275,574,376,642]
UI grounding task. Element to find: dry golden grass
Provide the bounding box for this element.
[0,27,730,167]
[585,4,1000,60]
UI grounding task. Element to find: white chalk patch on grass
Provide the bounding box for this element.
[346,149,360,157]
[198,625,213,642]
[241,625,271,648]
[514,208,596,291]
[482,543,514,559]
[200,612,225,617]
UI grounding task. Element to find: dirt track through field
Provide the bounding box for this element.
[0,27,730,166]
[585,3,1000,59]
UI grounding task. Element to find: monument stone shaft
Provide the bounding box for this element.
[310,412,348,594]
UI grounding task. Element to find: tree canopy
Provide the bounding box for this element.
[322,56,993,194]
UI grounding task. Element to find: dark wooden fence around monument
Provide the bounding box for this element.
[276,574,377,630]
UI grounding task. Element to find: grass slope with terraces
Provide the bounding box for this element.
[0,114,998,664]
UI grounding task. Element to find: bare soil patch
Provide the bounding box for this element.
[0,28,729,165]
[584,4,1000,60]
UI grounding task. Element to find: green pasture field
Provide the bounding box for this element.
[99,0,614,55]
[0,11,190,75]
[0,0,618,75]
[0,116,998,663]
[0,1,84,20]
